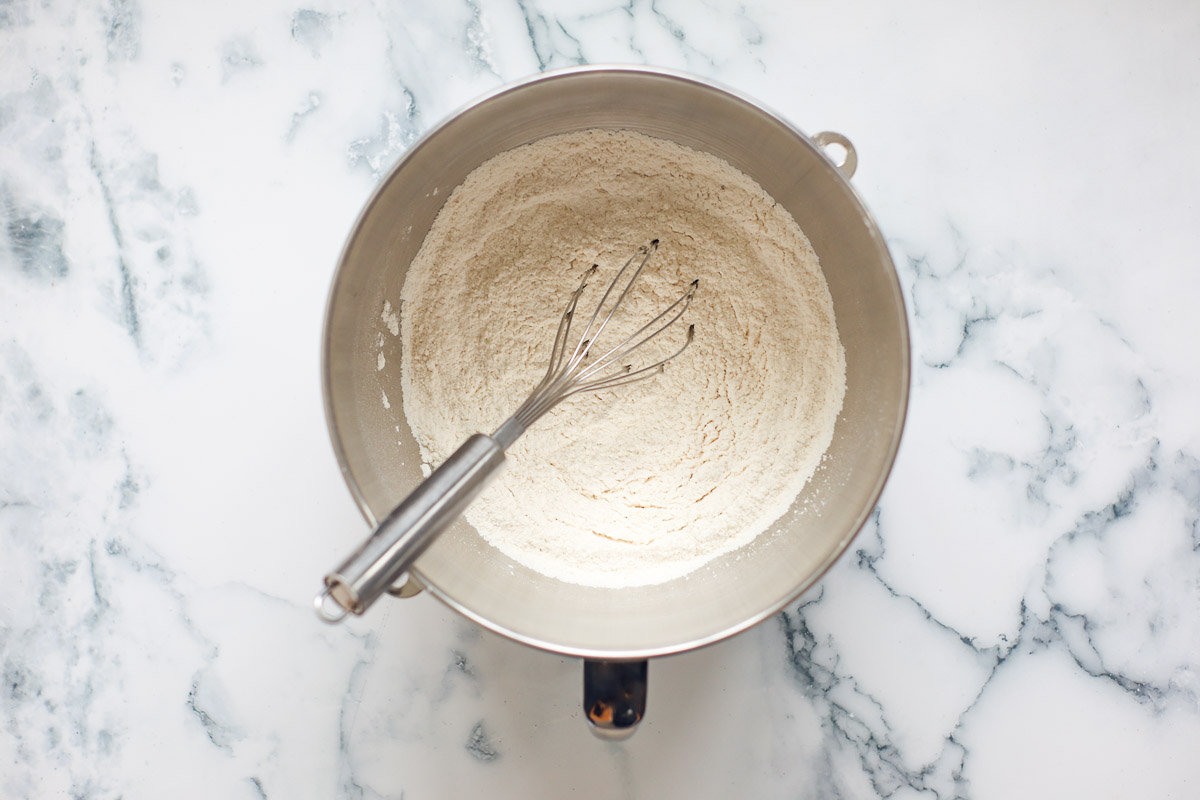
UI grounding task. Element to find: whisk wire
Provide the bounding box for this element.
[536,264,595,390]
[573,279,698,384]
[506,240,696,433]
[564,241,658,374]
[565,323,696,398]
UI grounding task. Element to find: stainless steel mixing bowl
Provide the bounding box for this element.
[321,65,909,733]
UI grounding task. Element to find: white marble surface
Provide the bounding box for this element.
[2,0,1199,797]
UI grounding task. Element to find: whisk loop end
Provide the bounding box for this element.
[492,241,698,449]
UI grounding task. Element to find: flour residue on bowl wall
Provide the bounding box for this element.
[381,301,399,335]
[376,304,400,374]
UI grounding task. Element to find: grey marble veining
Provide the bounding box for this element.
[2,0,1199,798]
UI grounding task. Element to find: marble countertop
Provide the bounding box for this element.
[3,1,1199,797]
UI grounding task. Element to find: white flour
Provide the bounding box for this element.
[399,129,845,587]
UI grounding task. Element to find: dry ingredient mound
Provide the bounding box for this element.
[400,129,845,588]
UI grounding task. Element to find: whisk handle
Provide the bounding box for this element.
[315,434,505,622]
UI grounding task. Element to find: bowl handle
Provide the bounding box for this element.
[584,659,648,739]
[812,131,858,179]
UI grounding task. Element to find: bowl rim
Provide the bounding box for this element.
[321,64,911,659]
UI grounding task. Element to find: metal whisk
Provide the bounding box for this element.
[315,240,697,622]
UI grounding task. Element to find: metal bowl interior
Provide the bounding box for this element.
[322,66,909,659]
